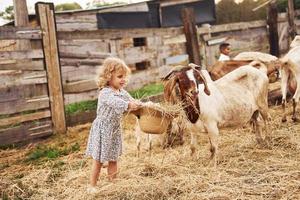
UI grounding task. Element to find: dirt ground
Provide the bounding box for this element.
[1,105,300,200]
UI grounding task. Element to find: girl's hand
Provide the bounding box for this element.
[128,101,142,111]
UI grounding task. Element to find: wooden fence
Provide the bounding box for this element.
[57,15,300,105]
[0,5,300,144]
[0,3,66,145]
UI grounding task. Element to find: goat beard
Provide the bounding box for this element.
[183,94,200,124]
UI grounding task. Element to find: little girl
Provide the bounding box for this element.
[86,57,140,193]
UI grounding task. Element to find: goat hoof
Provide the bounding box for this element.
[190,147,196,156]
[292,117,300,122]
[265,136,271,142]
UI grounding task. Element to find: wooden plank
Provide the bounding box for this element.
[122,46,155,65]
[197,20,267,35]
[0,83,48,103]
[0,71,47,89]
[0,60,44,70]
[59,51,111,59]
[64,90,98,105]
[61,65,96,82]
[0,110,51,127]
[57,27,184,40]
[0,26,42,40]
[126,65,172,91]
[13,0,32,49]
[55,13,97,31]
[63,79,97,94]
[288,0,297,40]
[0,120,52,145]
[0,96,50,115]
[60,58,103,66]
[0,50,44,60]
[58,39,110,54]
[36,3,66,134]
[181,7,201,65]
[66,110,96,127]
[267,2,279,57]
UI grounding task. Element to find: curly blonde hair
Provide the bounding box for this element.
[96,57,131,90]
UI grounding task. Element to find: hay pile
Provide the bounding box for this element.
[1,106,300,199]
[132,101,182,134]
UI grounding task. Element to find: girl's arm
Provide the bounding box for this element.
[100,90,129,114]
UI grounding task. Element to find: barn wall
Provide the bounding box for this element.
[1,9,299,105]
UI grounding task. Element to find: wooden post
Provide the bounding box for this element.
[36,3,66,134]
[181,7,201,65]
[287,0,296,40]
[13,0,31,50]
[267,0,279,57]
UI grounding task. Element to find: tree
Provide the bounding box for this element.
[55,2,82,11]
[277,0,300,12]
[216,0,268,24]
[86,1,126,9]
[216,0,239,24]
[0,6,14,20]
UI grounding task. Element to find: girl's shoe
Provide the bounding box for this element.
[87,186,97,194]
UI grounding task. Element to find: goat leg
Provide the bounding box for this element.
[292,99,300,122]
[281,99,287,122]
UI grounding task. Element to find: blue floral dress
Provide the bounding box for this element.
[85,87,133,162]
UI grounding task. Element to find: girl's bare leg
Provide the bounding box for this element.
[107,161,118,181]
[90,159,102,187]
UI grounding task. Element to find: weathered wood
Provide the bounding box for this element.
[57,27,184,40]
[13,0,32,50]
[64,90,98,105]
[0,26,42,40]
[181,7,201,65]
[0,120,52,145]
[60,58,103,66]
[0,71,47,89]
[198,20,267,35]
[60,51,111,59]
[0,83,48,103]
[0,96,50,115]
[267,1,280,57]
[0,50,44,60]
[58,39,110,54]
[55,13,97,31]
[36,3,66,134]
[0,110,51,127]
[288,0,297,40]
[0,60,44,70]
[61,65,96,82]
[63,79,97,94]
[66,110,96,127]
[126,65,172,91]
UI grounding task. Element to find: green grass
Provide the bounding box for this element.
[129,83,164,99]
[65,83,164,115]
[65,100,98,116]
[25,143,80,163]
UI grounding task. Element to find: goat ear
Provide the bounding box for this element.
[163,75,178,103]
[189,63,211,96]
[196,70,211,96]
[162,69,177,81]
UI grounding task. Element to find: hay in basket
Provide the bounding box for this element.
[131,102,182,134]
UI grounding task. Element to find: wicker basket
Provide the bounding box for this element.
[137,107,172,134]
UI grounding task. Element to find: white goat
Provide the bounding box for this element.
[164,64,270,166]
[290,35,300,49]
[280,46,300,122]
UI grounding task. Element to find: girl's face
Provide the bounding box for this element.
[109,70,127,90]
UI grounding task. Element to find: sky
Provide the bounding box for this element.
[0,0,145,12]
[0,0,146,24]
